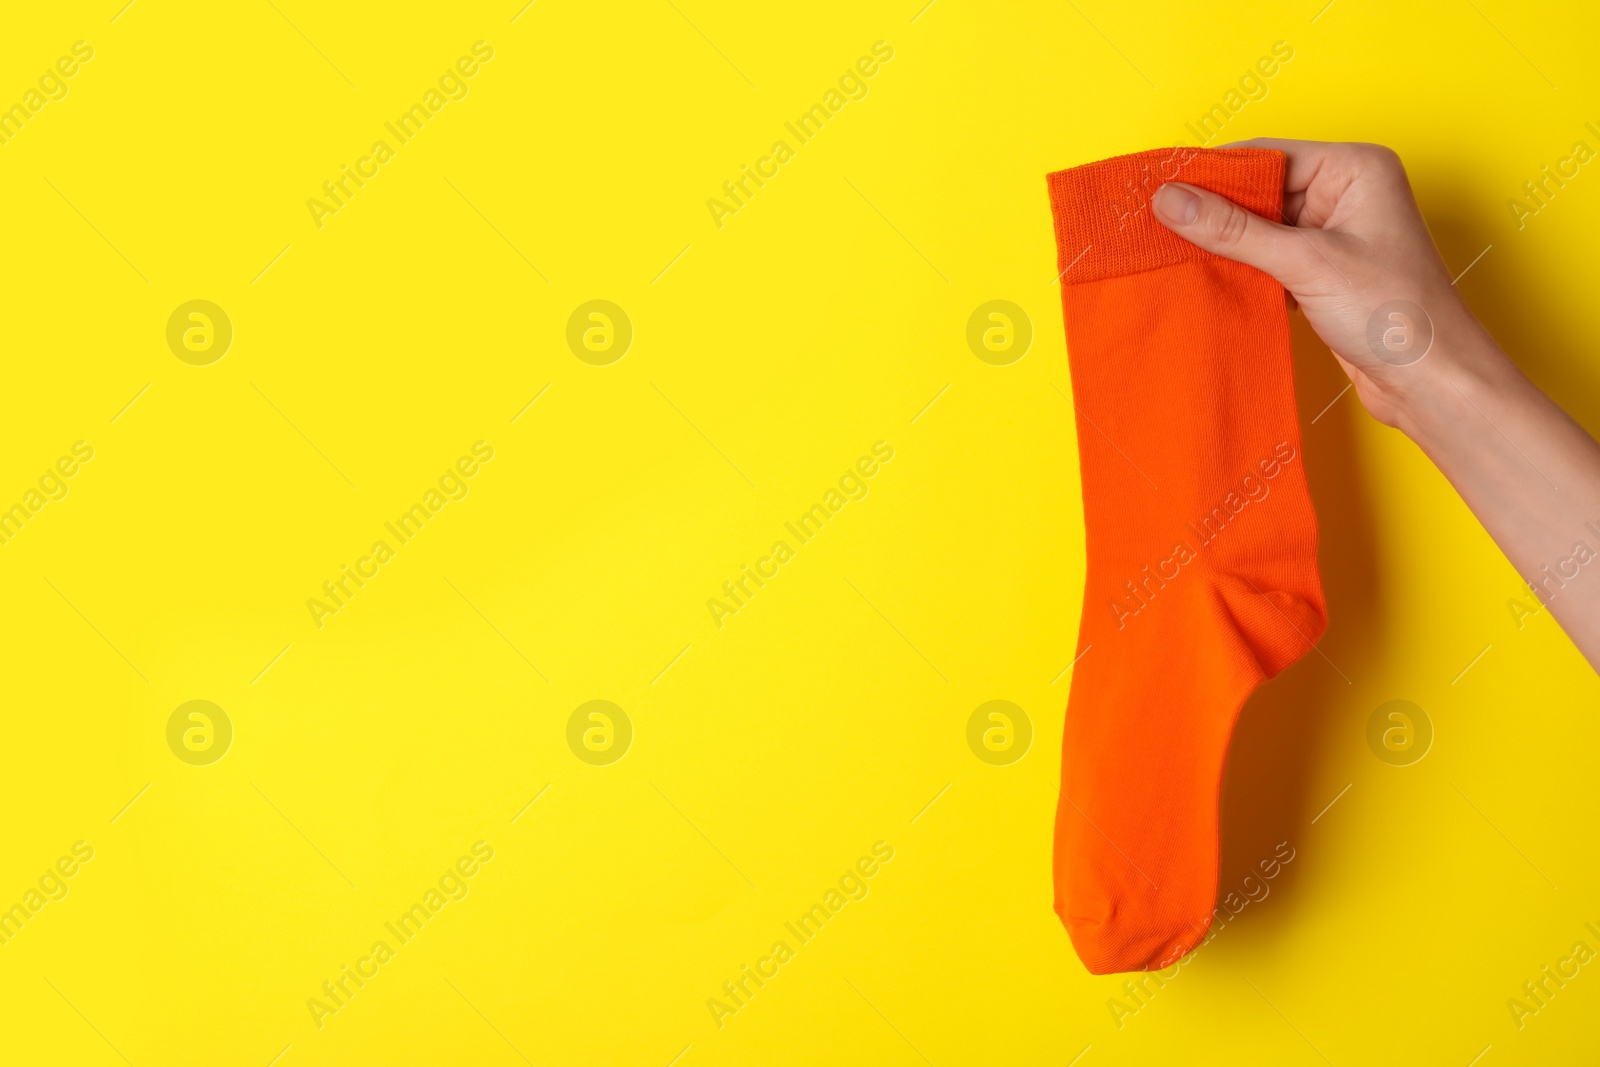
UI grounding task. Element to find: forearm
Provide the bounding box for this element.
[1394,323,1600,665]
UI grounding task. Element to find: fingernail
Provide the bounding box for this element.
[1153,183,1200,226]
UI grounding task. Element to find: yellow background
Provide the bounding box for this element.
[2,0,1598,1063]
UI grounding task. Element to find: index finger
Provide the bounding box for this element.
[1220,137,1342,195]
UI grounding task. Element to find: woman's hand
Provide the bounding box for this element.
[1150,137,1600,671]
[1150,138,1492,429]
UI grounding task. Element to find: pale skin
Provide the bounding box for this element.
[1149,138,1600,670]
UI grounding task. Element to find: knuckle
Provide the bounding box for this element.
[1357,142,1404,173]
[1210,202,1252,247]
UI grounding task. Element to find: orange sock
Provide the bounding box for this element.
[1045,147,1327,974]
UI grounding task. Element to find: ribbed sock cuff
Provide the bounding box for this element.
[1046,147,1285,283]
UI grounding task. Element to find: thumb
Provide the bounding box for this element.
[1151,181,1314,285]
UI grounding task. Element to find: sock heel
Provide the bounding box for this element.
[1215,573,1328,678]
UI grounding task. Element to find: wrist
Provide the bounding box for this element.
[1383,309,1519,445]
